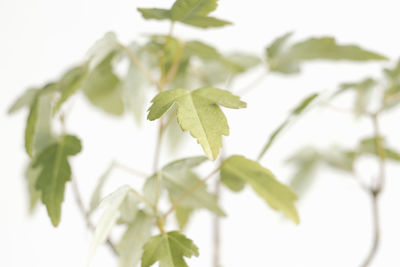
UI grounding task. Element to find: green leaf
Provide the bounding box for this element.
[117,211,153,267]
[223,52,262,74]
[24,87,56,157]
[32,135,82,226]
[82,52,124,116]
[8,88,40,114]
[266,34,387,74]
[148,88,246,160]
[137,8,171,20]
[171,0,218,20]
[162,157,225,218]
[175,206,194,230]
[25,161,41,214]
[221,155,299,223]
[359,137,400,161]
[89,186,135,262]
[183,40,221,60]
[138,0,231,29]
[141,231,199,267]
[179,16,231,28]
[86,32,120,70]
[25,95,39,157]
[54,64,88,113]
[257,93,319,160]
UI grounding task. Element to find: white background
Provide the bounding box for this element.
[1,0,400,266]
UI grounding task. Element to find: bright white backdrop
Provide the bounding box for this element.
[1,0,400,267]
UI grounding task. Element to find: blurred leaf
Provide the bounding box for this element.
[383,59,400,110]
[137,8,171,20]
[334,78,376,115]
[257,93,319,160]
[223,52,262,74]
[162,157,225,219]
[54,64,88,113]
[86,32,120,70]
[117,211,153,267]
[286,147,320,196]
[32,135,82,227]
[175,206,194,230]
[8,88,40,114]
[141,231,199,267]
[138,0,231,29]
[183,40,221,60]
[148,88,246,160]
[359,136,400,161]
[25,161,41,214]
[89,164,114,214]
[221,155,299,223]
[320,147,356,173]
[121,43,154,124]
[266,34,387,74]
[82,52,124,116]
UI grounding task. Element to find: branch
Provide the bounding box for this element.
[359,113,386,267]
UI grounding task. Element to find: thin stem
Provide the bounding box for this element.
[163,166,221,219]
[359,113,386,267]
[70,176,118,255]
[128,188,156,211]
[360,192,380,267]
[119,43,161,91]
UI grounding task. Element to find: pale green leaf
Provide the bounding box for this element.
[25,96,39,157]
[25,161,41,214]
[175,206,194,230]
[267,34,387,74]
[88,186,132,263]
[141,231,199,267]
[179,16,231,28]
[162,157,225,217]
[87,32,120,70]
[148,88,246,160]
[183,40,221,60]
[359,137,400,161]
[8,88,40,114]
[286,147,320,195]
[137,8,171,20]
[82,52,124,116]
[89,164,114,213]
[171,0,218,20]
[221,155,299,223]
[117,211,153,267]
[32,135,82,226]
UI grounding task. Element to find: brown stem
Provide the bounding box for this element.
[70,176,118,255]
[359,114,386,267]
[360,192,380,267]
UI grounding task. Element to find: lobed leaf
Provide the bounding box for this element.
[148,88,246,160]
[32,135,82,226]
[141,231,199,267]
